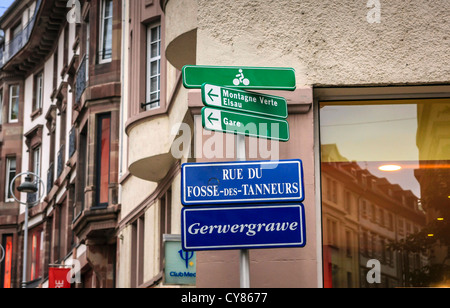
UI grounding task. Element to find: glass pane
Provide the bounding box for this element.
[320,99,450,288]
[151,27,159,42]
[150,76,158,93]
[6,159,16,200]
[150,42,159,59]
[150,61,158,76]
[11,86,19,97]
[102,18,112,59]
[11,97,19,120]
[150,92,159,102]
[10,86,19,121]
[102,0,113,60]
[104,0,113,18]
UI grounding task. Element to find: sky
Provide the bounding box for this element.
[0,0,15,18]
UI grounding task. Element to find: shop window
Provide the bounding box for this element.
[95,114,111,207]
[321,98,450,288]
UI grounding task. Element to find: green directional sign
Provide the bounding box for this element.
[201,107,290,142]
[201,84,288,119]
[183,65,296,91]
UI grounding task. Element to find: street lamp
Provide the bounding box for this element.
[10,172,45,289]
[17,175,38,194]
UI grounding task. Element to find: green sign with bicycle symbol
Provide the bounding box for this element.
[182,65,296,91]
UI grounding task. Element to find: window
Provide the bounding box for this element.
[144,24,161,110]
[56,197,73,261]
[34,72,43,111]
[0,235,13,289]
[75,126,88,218]
[1,235,13,289]
[344,191,352,214]
[86,21,90,81]
[95,114,111,207]
[11,23,22,40]
[26,146,41,205]
[99,0,113,63]
[0,89,3,125]
[53,48,58,90]
[130,216,145,288]
[29,227,43,281]
[321,98,450,288]
[32,147,41,179]
[159,188,172,270]
[326,219,338,247]
[8,85,19,123]
[346,230,353,257]
[5,157,16,202]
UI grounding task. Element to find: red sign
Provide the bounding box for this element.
[49,268,71,289]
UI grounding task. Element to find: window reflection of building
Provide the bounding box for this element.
[322,144,426,288]
[414,101,450,286]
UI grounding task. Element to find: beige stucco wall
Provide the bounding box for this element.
[196,0,450,86]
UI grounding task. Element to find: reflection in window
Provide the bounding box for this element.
[320,99,450,288]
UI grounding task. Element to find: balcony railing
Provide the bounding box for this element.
[0,0,42,69]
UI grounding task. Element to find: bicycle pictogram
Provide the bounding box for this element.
[233,69,250,86]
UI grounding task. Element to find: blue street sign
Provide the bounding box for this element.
[181,204,306,251]
[181,160,305,206]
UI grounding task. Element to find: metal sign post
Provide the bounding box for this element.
[236,134,250,289]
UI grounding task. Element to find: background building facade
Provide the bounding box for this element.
[0,0,122,288]
[0,0,449,288]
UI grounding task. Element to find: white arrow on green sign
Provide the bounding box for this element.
[201,107,290,142]
[183,65,296,91]
[202,84,288,119]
